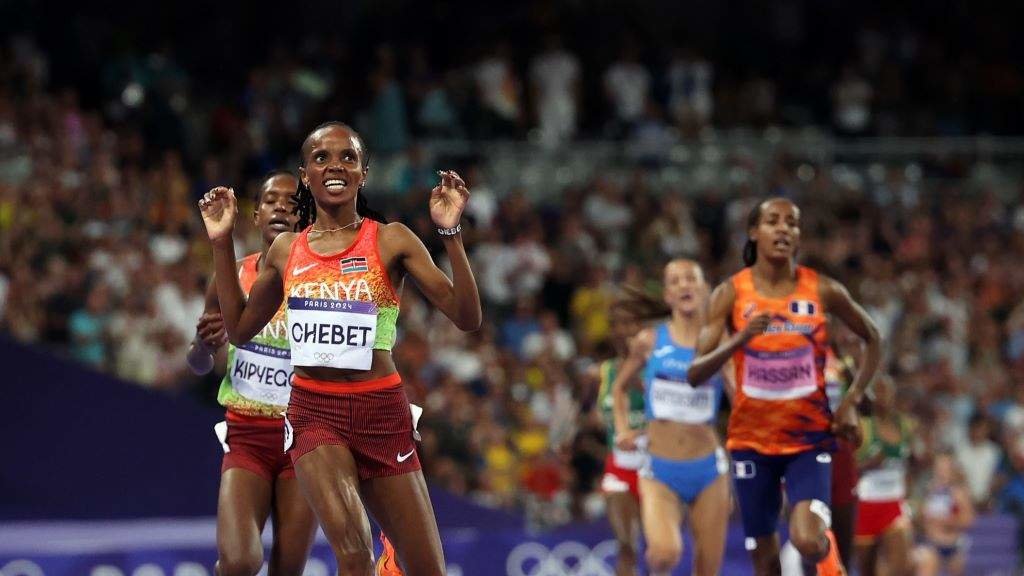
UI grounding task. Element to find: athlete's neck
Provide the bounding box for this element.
[669,310,700,346]
[314,201,360,230]
[752,257,796,286]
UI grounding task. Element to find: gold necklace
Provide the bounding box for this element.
[309,216,363,236]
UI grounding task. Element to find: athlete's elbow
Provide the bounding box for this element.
[687,363,707,384]
[455,312,482,332]
[863,323,882,348]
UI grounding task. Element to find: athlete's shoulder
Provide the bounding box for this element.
[815,273,851,306]
[708,279,737,313]
[377,220,416,244]
[266,231,300,270]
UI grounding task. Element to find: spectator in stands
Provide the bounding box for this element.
[521,310,576,362]
[956,414,1003,509]
[474,40,522,138]
[665,46,713,135]
[529,33,580,148]
[603,38,650,138]
[68,282,112,369]
[832,65,874,136]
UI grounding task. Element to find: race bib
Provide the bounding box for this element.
[288,297,377,370]
[857,462,906,502]
[649,378,715,424]
[742,346,817,400]
[230,342,292,406]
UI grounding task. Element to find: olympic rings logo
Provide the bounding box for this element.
[506,540,618,576]
[313,352,334,363]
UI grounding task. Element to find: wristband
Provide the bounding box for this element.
[437,223,462,236]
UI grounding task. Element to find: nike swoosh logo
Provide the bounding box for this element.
[292,263,317,276]
[396,449,415,462]
[653,346,673,358]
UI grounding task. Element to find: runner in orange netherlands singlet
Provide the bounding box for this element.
[688,198,882,576]
[726,264,833,455]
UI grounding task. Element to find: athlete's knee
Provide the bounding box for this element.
[646,543,681,572]
[617,537,639,561]
[334,548,373,573]
[216,549,264,576]
[788,525,828,560]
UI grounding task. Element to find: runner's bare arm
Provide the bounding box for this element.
[688,281,769,384]
[821,276,881,404]
[219,232,292,345]
[385,222,481,331]
[200,185,291,345]
[611,329,653,445]
[186,276,224,374]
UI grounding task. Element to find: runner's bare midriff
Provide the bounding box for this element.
[647,419,720,461]
[294,350,398,383]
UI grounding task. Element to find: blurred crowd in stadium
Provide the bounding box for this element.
[2,0,1024,560]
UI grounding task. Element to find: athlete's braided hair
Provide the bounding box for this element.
[254,169,296,204]
[293,121,388,230]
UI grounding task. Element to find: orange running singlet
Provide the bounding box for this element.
[727,266,835,455]
[283,219,400,371]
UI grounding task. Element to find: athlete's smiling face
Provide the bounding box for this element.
[299,124,368,210]
[752,199,801,263]
[253,174,298,245]
[662,260,706,315]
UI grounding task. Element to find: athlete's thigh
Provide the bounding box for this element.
[730,450,784,540]
[855,541,878,576]
[876,517,912,576]
[293,444,372,555]
[360,470,445,576]
[912,545,939,576]
[639,477,684,556]
[268,476,318,576]
[218,468,273,563]
[605,491,641,545]
[688,473,731,573]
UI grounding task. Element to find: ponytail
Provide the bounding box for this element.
[742,201,765,267]
[612,284,671,320]
[742,239,757,266]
